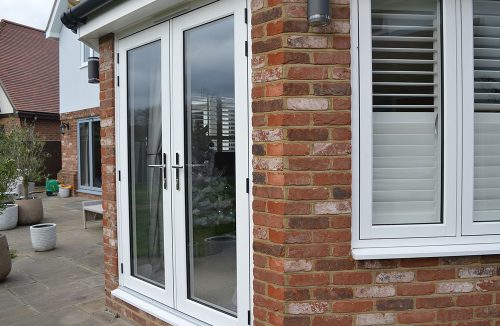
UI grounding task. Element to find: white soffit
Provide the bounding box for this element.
[78,0,216,49]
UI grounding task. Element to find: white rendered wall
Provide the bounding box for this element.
[0,85,14,114]
[60,27,99,114]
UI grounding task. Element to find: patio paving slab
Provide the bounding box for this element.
[0,195,132,326]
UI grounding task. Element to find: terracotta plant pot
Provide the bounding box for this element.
[0,204,18,231]
[0,234,12,282]
[30,223,56,251]
[16,198,43,226]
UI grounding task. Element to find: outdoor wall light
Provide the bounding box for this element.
[60,123,70,135]
[88,56,99,84]
[308,0,331,27]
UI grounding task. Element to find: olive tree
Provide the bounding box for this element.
[6,124,48,199]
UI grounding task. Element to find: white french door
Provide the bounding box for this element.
[117,1,249,325]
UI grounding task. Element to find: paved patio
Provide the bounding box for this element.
[0,195,131,326]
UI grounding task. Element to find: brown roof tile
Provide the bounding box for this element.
[0,20,59,115]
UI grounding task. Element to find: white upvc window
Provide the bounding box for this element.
[80,43,99,67]
[352,0,500,259]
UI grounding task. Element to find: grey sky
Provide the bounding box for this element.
[0,0,54,30]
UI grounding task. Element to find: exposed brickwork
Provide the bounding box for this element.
[250,1,500,326]
[59,107,100,195]
[95,1,499,326]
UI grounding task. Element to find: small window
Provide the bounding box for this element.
[78,118,101,193]
[81,43,99,66]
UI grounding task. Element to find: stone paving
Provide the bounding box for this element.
[0,195,131,326]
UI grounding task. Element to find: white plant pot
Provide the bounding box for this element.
[30,223,56,252]
[0,204,18,231]
[59,188,70,198]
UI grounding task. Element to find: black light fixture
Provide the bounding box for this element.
[308,0,331,27]
[60,123,70,135]
[88,56,99,84]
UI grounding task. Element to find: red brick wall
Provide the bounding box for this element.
[251,1,500,326]
[0,116,21,132]
[97,2,500,326]
[59,107,100,196]
[33,118,60,142]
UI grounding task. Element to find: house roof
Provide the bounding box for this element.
[0,20,59,115]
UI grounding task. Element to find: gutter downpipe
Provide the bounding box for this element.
[60,0,115,33]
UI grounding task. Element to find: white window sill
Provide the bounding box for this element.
[112,288,210,326]
[77,188,102,196]
[352,243,500,260]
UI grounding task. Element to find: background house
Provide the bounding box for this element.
[0,20,61,182]
[47,0,101,197]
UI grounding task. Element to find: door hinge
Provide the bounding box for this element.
[117,53,119,64]
[245,41,248,57]
[117,76,120,87]
[120,263,124,274]
[118,170,121,182]
[246,178,249,194]
[244,8,248,24]
[247,310,251,325]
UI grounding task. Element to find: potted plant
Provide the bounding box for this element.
[0,160,18,230]
[58,184,72,198]
[6,125,49,225]
[0,233,12,281]
[0,131,19,231]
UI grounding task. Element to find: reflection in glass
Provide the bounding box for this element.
[92,121,102,188]
[371,0,442,225]
[472,0,500,222]
[127,41,165,286]
[79,122,90,187]
[184,16,237,314]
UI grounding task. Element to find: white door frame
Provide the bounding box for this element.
[116,1,250,325]
[117,21,174,307]
[170,1,249,325]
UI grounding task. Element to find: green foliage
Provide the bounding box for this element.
[4,124,49,199]
[0,131,17,211]
[9,249,17,259]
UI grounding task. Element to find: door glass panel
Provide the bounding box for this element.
[92,121,102,188]
[79,122,90,187]
[127,41,165,287]
[184,16,237,314]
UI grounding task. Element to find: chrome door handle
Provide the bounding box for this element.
[147,155,168,190]
[147,164,164,168]
[173,153,182,190]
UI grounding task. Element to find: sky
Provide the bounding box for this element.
[0,0,54,30]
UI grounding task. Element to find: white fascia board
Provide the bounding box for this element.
[46,0,66,39]
[78,0,211,48]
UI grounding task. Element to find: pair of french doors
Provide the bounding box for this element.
[117,1,249,325]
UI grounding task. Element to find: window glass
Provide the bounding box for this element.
[371,0,442,225]
[472,0,500,222]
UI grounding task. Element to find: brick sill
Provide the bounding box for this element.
[352,243,500,260]
[112,288,210,326]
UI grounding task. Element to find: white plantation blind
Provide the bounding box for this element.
[371,0,442,225]
[473,0,500,222]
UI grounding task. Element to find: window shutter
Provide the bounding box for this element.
[473,0,500,222]
[371,0,441,225]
